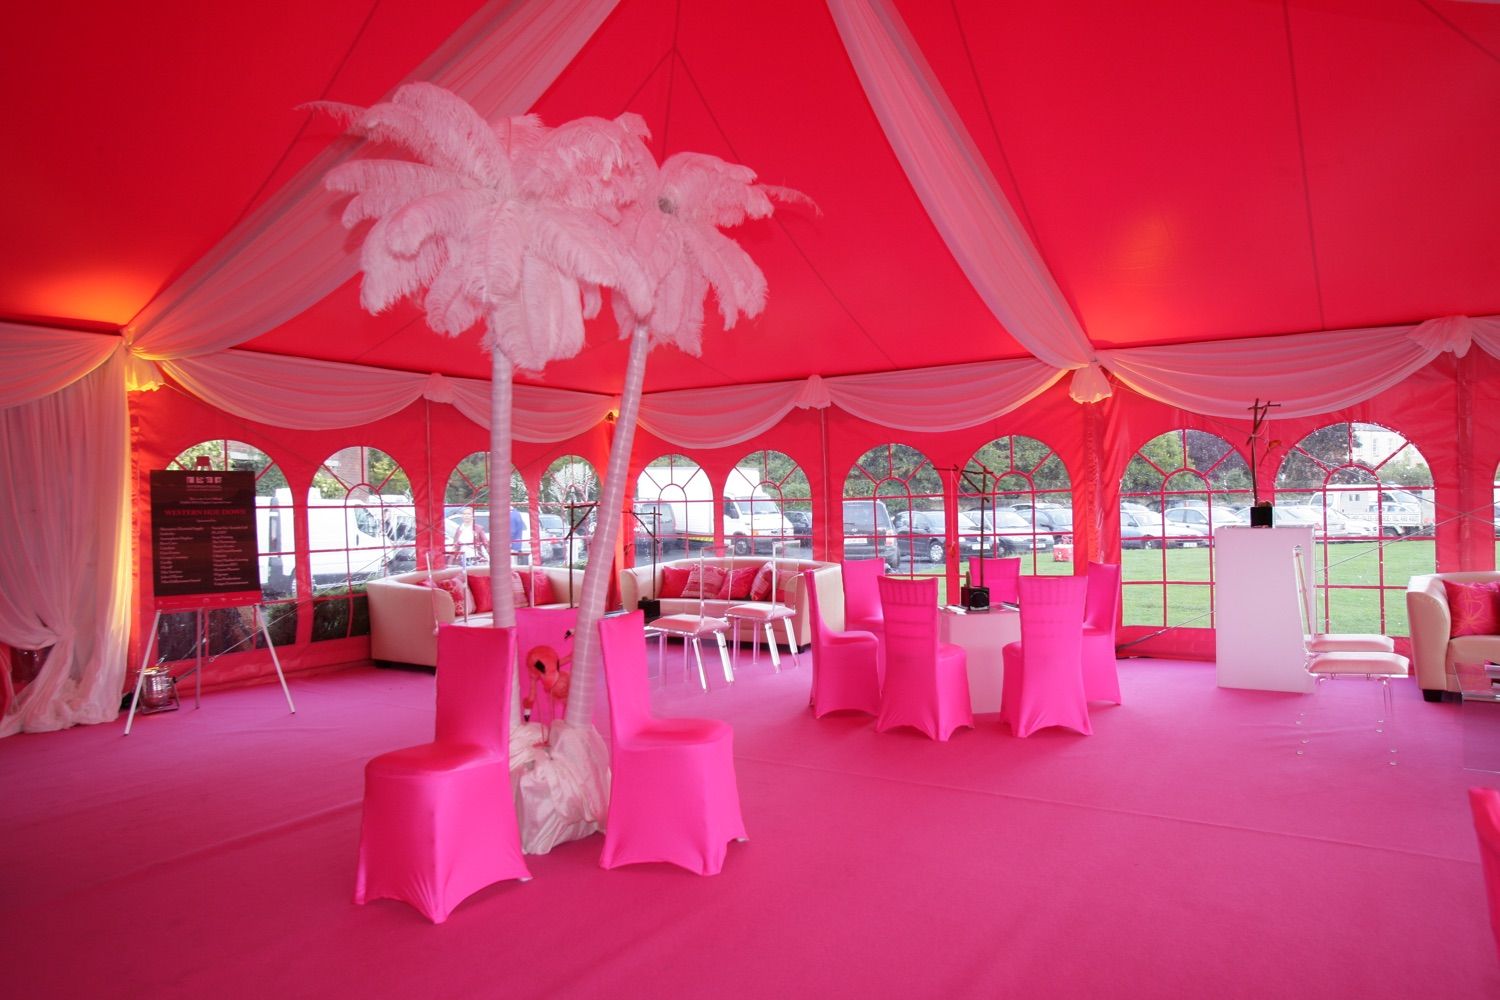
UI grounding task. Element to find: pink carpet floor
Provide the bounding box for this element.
[2,649,1497,999]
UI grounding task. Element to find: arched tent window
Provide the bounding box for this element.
[157,440,298,660]
[845,443,941,593]
[730,449,811,559]
[308,446,415,642]
[443,452,529,566]
[960,435,1072,576]
[1275,422,1434,635]
[636,454,717,555]
[539,455,599,569]
[1120,429,1251,629]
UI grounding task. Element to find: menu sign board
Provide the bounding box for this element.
[149,470,261,606]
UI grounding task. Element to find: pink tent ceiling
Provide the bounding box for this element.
[4,0,1498,393]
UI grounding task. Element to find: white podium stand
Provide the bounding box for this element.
[1214,526,1314,693]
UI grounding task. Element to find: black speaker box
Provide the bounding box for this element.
[638,598,662,621]
[1249,504,1274,528]
[960,585,990,611]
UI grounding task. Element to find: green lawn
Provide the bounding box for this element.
[886,538,1437,635]
[1119,538,1436,635]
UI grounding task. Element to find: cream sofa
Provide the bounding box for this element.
[1405,571,1500,701]
[366,563,584,668]
[619,555,843,648]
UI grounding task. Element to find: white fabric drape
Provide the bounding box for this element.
[826,0,1101,400]
[1099,315,1500,419]
[0,324,120,406]
[0,351,131,734]
[635,356,1062,448]
[124,0,620,360]
[164,349,618,441]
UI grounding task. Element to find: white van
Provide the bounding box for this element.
[636,464,794,555]
[258,488,416,588]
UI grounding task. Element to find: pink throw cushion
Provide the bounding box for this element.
[720,565,759,600]
[425,575,467,616]
[682,563,727,599]
[467,572,493,613]
[660,565,691,599]
[529,569,555,607]
[750,563,798,602]
[1444,579,1500,637]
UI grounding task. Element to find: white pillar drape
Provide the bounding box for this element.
[0,350,132,735]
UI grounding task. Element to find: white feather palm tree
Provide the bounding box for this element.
[319,83,652,629]
[565,147,806,726]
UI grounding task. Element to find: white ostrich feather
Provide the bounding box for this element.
[319,84,658,364]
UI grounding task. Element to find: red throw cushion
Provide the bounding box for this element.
[425,575,467,616]
[660,565,692,599]
[682,563,727,599]
[467,572,493,613]
[1445,579,1500,637]
[529,569,555,607]
[510,570,530,609]
[720,565,759,600]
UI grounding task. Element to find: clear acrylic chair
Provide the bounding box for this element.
[1292,545,1409,764]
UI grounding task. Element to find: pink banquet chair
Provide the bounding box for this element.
[968,557,1021,607]
[803,568,880,717]
[354,624,530,923]
[842,558,886,637]
[875,576,973,741]
[1001,575,1092,737]
[1471,787,1500,958]
[597,612,747,874]
[1081,561,1123,704]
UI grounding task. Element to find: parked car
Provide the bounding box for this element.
[1163,505,1247,536]
[958,509,1054,555]
[785,508,812,544]
[1275,504,1379,541]
[632,500,681,557]
[1119,507,1208,548]
[843,499,899,569]
[1005,503,1074,543]
[537,513,568,560]
[892,509,986,563]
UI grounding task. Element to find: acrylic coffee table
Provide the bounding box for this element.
[1455,662,1500,773]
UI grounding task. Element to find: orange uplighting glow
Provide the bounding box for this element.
[27,271,155,328]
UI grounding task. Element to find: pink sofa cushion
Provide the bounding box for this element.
[1444,579,1500,637]
[528,568,556,607]
[425,575,468,616]
[682,563,726,599]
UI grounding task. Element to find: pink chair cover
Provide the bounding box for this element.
[968,557,1021,606]
[874,576,973,741]
[516,606,578,725]
[1000,575,1091,737]
[803,568,880,717]
[842,558,886,635]
[1081,561,1122,704]
[1471,786,1500,958]
[355,624,530,923]
[597,612,747,874]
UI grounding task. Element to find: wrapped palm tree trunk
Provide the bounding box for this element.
[489,353,517,631]
[566,324,648,726]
